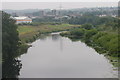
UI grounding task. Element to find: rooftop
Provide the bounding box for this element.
[14,16,31,20]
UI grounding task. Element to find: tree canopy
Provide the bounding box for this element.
[2,12,19,60]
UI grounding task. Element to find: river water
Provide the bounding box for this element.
[19,32,118,78]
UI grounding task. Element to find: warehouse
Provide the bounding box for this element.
[13,16,32,24]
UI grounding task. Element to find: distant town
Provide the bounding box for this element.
[4,7,118,24]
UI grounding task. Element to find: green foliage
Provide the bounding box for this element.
[84,29,98,44]
[18,24,80,43]
[33,17,60,23]
[2,12,19,60]
[18,22,62,26]
[70,28,85,37]
[18,43,31,55]
[81,24,93,30]
[68,15,99,25]
[60,32,71,36]
[68,15,118,32]
[93,32,119,57]
[61,23,119,59]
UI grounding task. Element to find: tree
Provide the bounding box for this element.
[85,29,98,39]
[2,12,19,60]
[81,24,93,30]
[70,28,85,37]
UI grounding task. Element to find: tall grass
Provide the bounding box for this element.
[17,24,80,43]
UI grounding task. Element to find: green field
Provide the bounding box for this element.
[17,24,80,42]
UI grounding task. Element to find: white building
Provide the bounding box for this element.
[98,15,107,17]
[13,16,32,24]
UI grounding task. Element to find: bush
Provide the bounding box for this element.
[70,28,85,37]
[81,24,94,30]
[93,32,119,57]
[85,29,98,39]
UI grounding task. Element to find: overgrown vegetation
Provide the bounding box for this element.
[60,17,119,67]
[17,23,80,43]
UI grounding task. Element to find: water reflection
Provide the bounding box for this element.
[39,34,48,41]
[2,59,22,79]
[2,32,117,78]
[52,34,60,41]
[19,33,117,78]
[51,34,63,51]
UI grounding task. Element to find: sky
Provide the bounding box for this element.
[1,0,119,2]
[1,0,119,10]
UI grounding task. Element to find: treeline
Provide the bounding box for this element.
[67,15,119,33]
[68,14,118,26]
[32,17,61,23]
[18,22,62,26]
[32,12,119,30]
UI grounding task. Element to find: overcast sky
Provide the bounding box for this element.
[1,1,119,10]
[1,0,119,2]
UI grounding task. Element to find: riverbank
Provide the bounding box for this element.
[18,24,80,43]
[60,27,119,67]
[17,24,81,56]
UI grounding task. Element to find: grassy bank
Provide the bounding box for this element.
[18,24,80,43]
[60,24,119,67]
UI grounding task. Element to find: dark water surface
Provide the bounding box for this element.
[19,32,118,78]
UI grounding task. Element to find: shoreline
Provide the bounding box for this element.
[60,31,119,67]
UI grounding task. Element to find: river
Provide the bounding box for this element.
[19,32,118,78]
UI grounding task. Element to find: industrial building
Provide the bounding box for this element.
[13,16,32,24]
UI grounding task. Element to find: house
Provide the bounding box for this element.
[13,16,32,24]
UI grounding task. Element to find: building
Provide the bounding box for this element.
[41,10,45,16]
[13,16,32,24]
[98,15,107,17]
[52,9,57,16]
